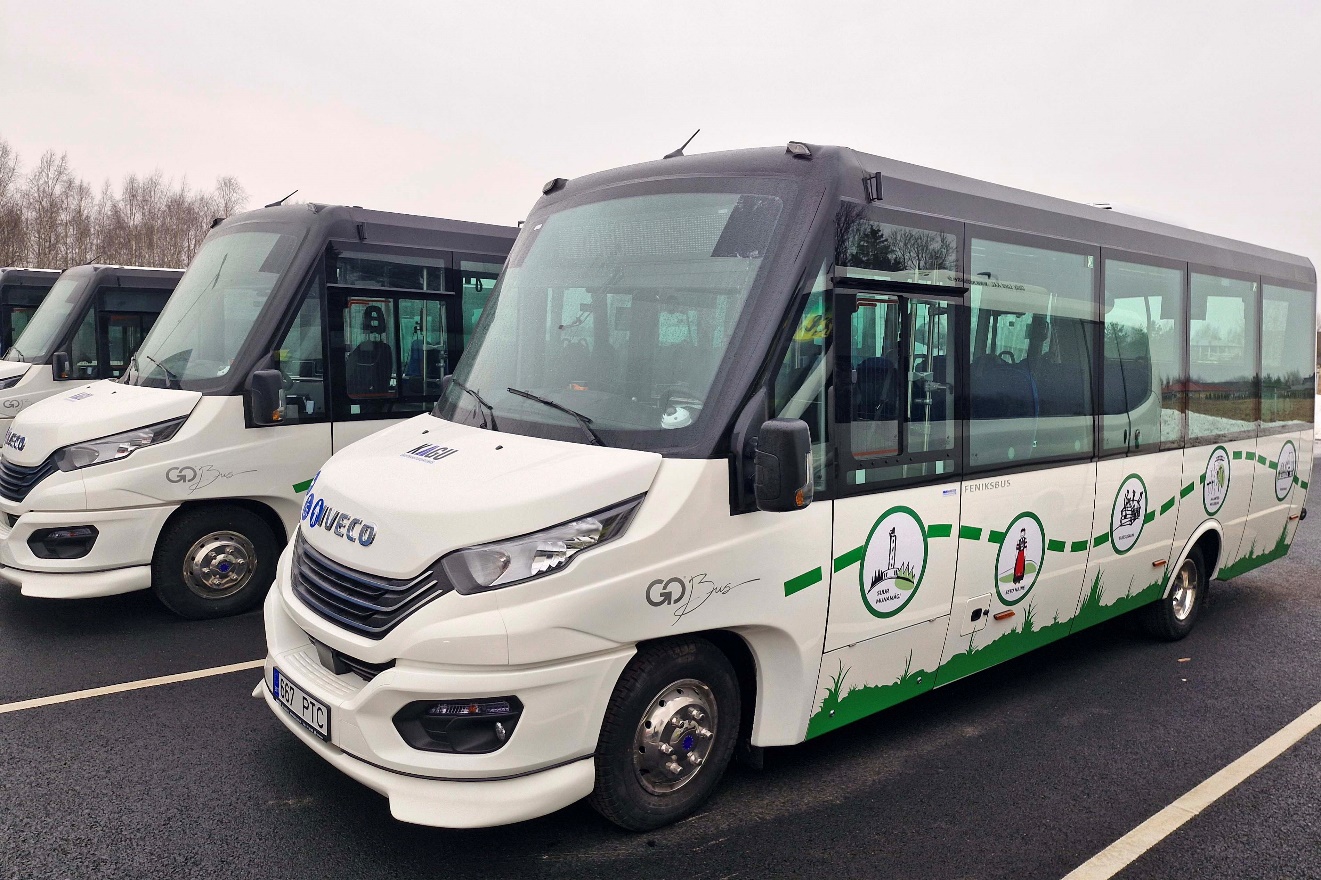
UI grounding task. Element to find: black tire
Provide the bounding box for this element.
[151,505,281,620]
[1140,547,1206,641]
[589,638,741,831]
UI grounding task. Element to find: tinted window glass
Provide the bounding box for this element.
[1103,260,1186,451]
[333,250,448,292]
[1261,283,1315,431]
[773,264,831,492]
[968,239,1095,467]
[70,307,98,379]
[460,260,501,340]
[343,297,397,401]
[276,283,326,423]
[834,204,961,287]
[1188,273,1258,442]
[399,298,447,397]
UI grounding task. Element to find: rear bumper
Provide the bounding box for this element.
[260,682,597,827]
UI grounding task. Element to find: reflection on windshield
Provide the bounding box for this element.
[4,275,84,363]
[125,227,302,390]
[438,188,785,445]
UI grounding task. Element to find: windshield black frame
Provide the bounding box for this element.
[435,174,823,457]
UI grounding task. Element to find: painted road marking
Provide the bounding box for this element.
[1062,697,1321,880]
[0,659,265,715]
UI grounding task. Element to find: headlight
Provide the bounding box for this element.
[0,375,21,391]
[53,417,187,471]
[440,496,644,594]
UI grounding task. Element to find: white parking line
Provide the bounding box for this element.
[0,659,265,715]
[1063,697,1321,879]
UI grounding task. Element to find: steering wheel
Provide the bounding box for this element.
[998,350,1017,364]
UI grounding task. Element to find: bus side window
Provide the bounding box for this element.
[398,298,446,397]
[1188,273,1258,443]
[343,298,397,402]
[773,279,830,493]
[71,307,99,380]
[1261,284,1316,432]
[276,286,327,423]
[967,238,1096,467]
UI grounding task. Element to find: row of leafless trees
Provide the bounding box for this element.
[0,136,247,270]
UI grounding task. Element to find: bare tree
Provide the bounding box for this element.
[0,138,23,265]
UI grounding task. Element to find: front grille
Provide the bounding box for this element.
[310,638,396,681]
[291,532,451,639]
[0,456,59,503]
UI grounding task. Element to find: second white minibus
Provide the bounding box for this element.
[255,145,1314,830]
[0,205,516,617]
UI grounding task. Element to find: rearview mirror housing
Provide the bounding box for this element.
[754,418,813,512]
[51,351,71,381]
[247,369,285,426]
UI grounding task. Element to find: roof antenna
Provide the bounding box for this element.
[264,189,298,208]
[663,129,700,160]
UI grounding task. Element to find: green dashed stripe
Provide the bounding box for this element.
[1143,511,1155,524]
[928,523,953,538]
[1301,479,1310,489]
[988,530,1005,545]
[1160,496,1176,515]
[1233,450,1244,460]
[833,546,863,572]
[1047,539,1066,553]
[784,567,822,597]
[1182,482,1196,497]
[1093,533,1109,548]
[292,478,314,493]
[959,525,983,541]
[1070,540,1089,553]
[1268,459,1278,470]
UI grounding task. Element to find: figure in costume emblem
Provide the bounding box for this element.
[1013,528,1027,584]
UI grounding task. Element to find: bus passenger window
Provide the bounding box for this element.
[849,296,901,457]
[398,298,446,397]
[1260,284,1315,432]
[276,289,326,423]
[71,308,99,380]
[968,239,1096,467]
[1102,260,1186,452]
[1188,273,1257,443]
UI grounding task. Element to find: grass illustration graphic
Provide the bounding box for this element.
[869,561,918,593]
[807,651,932,739]
[1217,523,1292,580]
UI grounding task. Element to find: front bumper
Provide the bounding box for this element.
[263,588,633,827]
[0,504,175,598]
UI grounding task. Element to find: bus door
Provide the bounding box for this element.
[97,287,171,378]
[1078,256,1186,631]
[324,245,456,452]
[819,287,962,728]
[936,239,1099,686]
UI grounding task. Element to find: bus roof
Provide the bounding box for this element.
[215,203,520,260]
[0,268,62,285]
[536,144,1315,287]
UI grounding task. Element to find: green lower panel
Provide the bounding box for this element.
[935,613,1073,687]
[1217,524,1292,580]
[806,658,934,739]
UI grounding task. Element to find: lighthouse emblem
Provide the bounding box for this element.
[859,506,928,619]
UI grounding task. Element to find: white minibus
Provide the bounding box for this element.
[0,267,61,352]
[0,265,182,427]
[257,145,1314,830]
[0,204,515,617]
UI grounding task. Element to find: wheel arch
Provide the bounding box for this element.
[1167,519,1223,593]
[159,497,289,550]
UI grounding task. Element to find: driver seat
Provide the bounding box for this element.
[346,305,395,399]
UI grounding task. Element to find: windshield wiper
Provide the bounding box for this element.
[133,351,182,389]
[451,378,499,431]
[506,387,606,447]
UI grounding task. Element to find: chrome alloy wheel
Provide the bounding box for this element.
[633,678,718,795]
[181,530,257,599]
[1170,557,1198,621]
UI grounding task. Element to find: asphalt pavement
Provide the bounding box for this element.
[1,474,1319,880]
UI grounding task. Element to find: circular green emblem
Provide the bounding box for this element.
[1110,473,1148,556]
[1203,445,1231,517]
[1275,440,1298,502]
[994,511,1044,606]
[859,506,928,619]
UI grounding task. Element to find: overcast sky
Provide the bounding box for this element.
[2,0,1318,268]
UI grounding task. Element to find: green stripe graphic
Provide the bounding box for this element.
[928,524,953,538]
[1093,533,1109,548]
[1181,482,1196,498]
[987,530,1005,545]
[784,567,822,596]
[833,546,863,572]
[1047,539,1066,553]
[1160,496,1176,515]
[1070,540,1089,553]
[292,478,314,493]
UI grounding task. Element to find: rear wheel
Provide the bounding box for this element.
[589,638,740,831]
[1140,547,1206,641]
[152,505,280,620]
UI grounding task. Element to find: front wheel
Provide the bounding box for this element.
[1139,547,1206,641]
[589,638,741,831]
[152,505,280,620]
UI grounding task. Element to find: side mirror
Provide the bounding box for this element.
[51,352,71,381]
[247,369,285,426]
[754,418,813,512]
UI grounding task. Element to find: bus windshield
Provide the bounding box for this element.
[124,224,304,391]
[4,275,84,363]
[437,184,788,447]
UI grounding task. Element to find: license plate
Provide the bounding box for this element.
[273,668,331,740]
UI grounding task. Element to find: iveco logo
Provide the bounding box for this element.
[4,430,25,451]
[301,491,376,547]
[402,443,458,463]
